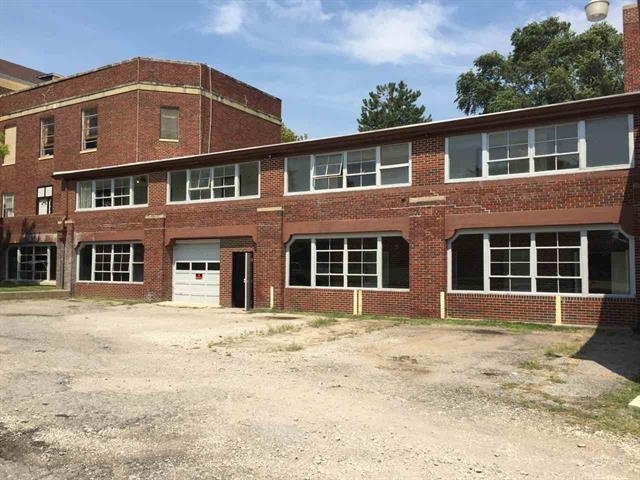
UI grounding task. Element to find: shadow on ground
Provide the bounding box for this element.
[574,328,640,382]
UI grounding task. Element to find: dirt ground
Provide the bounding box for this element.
[0,299,639,479]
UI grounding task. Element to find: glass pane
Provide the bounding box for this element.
[558,232,580,246]
[510,249,529,262]
[535,141,555,156]
[559,279,581,293]
[448,134,482,179]
[451,235,482,290]
[559,263,580,277]
[536,232,556,247]
[588,230,630,294]
[160,107,179,140]
[490,277,509,291]
[491,263,508,276]
[133,176,148,205]
[488,132,507,147]
[537,278,558,293]
[239,162,259,196]
[176,262,190,271]
[510,278,531,292]
[289,238,311,286]
[490,249,508,262]
[490,234,509,248]
[537,262,557,276]
[510,262,530,276]
[537,249,557,262]
[535,126,555,142]
[557,138,578,154]
[381,167,409,185]
[510,234,530,247]
[557,123,578,139]
[488,160,508,176]
[509,158,529,174]
[557,154,579,170]
[510,130,528,144]
[169,171,187,202]
[380,143,409,166]
[509,144,528,158]
[488,147,508,161]
[586,115,629,167]
[287,156,311,192]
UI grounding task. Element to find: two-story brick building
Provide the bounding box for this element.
[2,7,640,328]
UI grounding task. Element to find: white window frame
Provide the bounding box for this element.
[81,107,98,151]
[2,193,14,217]
[76,243,144,284]
[166,161,261,204]
[284,143,412,195]
[40,117,55,158]
[160,106,179,141]
[447,225,636,298]
[285,233,410,291]
[37,185,53,215]
[445,114,634,183]
[76,176,148,211]
[5,244,56,283]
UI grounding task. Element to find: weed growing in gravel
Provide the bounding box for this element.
[308,318,338,328]
[519,359,545,371]
[276,342,304,352]
[544,340,584,359]
[263,323,300,335]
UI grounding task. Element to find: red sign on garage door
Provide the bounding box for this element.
[195,273,203,280]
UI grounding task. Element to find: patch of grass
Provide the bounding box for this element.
[519,359,545,371]
[263,323,300,336]
[548,373,567,384]
[249,308,584,333]
[544,340,584,359]
[0,282,58,292]
[308,317,338,328]
[500,381,521,390]
[276,342,304,352]
[582,378,640,436]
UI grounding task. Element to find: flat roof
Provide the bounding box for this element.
[53,90,640,180]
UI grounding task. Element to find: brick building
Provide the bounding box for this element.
[1,7,640,327]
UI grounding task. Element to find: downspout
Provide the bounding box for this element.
[208,66,213,153]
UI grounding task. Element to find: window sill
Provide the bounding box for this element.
[159,138,179,143]
[447,290,635,299]
[284,182,411,196]
[445,164,631,183]
[167,195,260,205]
[76,204,149,212]
[286,285,410,293]
[80,148,97,154]
[39,155,54,160]
[1,162,15,167]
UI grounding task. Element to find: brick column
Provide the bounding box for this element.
[410,206,447,319]
[254,207,284,309]
[624,5,640,93]
[62,220,75,292]
[143,214,168,301]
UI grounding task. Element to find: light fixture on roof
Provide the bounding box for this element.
[585,0,609,22]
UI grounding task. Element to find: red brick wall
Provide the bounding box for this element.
[624,5,640,93]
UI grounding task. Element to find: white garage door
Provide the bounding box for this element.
[172,242,220,305]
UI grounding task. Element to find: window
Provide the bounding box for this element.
[37,185,53,215]
[287,235,409,290]
[2,193,14,217]
[534,124,578,172]
[168,162,259,203]
[160,107,179,140]
[488,129,529,175]
[40,117,55,157]
[447,134,482,179]
[285,143,410,193]
[446,114,632,181]
[82,107,98,150]
[5,245,56,282]
[77,243,144,283]
[2,126,16,165]
[450,228,633,296]
[77,176,148,210]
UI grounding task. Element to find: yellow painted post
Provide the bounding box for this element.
[555,295,562,325]
[269,286,275,309]
[440,291,446,319]
[353,290,358,315]
[358,289,363,315]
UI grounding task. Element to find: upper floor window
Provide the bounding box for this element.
[168,162,259,203]
[82,107,98,150]
[37,186,53,215]
[77,175,148,210]
[2,126,17,166]
[160,107,179,141]
[446,114,633,181]
[40,117,55,157]
[450,227,633,296]
[2,193,14,217]
[285,143,410,194]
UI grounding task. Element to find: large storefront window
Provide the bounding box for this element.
[5,245,57,282]
[77,243,144,283]
[450,228,632,296]
[287,235,409,289]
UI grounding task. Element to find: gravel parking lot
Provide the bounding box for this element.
[0,299,639,479]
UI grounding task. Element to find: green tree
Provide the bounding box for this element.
[455,18,623,115]
[0,133,8,158]
[281,124,308,143]
[357,81,431,132]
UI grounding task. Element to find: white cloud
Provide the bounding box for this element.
[201,0,246,35]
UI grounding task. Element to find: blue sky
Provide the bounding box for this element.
[2,0,626,139]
